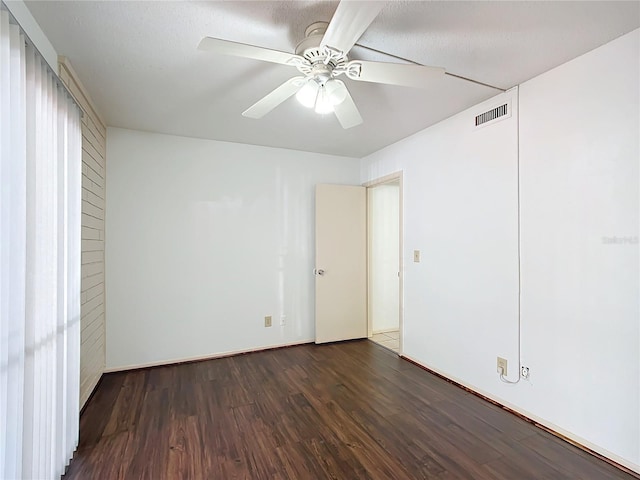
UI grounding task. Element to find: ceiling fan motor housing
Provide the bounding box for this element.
[294,22,349,84]
[297,22,347,63]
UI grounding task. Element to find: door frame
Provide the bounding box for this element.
[363,171,403,355]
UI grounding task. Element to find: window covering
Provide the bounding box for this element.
[0,5,82,479]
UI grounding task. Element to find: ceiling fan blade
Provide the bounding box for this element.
[199,37,304,66]
[321,1,386,55]
[346,60,445,88]
[242,76,305,119]
[333,87,363,129]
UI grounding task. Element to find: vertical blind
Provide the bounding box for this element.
[0,5,82,480]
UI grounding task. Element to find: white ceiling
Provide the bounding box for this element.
[25,1,640,158]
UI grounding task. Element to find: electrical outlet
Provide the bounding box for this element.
[521,365,530,379]
[264,315,272,327]
[280,315,286,326]
[413,250,420,262]
[497,357,508,376]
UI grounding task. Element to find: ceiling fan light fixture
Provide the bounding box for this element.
[295,80,319,108]
[314,85,334,115]
[297,78,344,114]
[325,79,348,106]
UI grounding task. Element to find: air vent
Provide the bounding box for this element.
[475,103,509,127]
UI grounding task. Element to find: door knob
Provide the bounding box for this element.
[316,269,325,276]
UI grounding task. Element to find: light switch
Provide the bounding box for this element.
[413,250,420,263]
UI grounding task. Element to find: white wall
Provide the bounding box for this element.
[369,183,400,333]
[105,128,360,369]
[517,29,639,468]
[360,29,639,471]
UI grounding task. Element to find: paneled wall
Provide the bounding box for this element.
[59,58,106,407]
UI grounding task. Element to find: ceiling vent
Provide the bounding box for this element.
[475,102,510,128]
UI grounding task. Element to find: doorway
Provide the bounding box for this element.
[366,174,402,354]
[313,177,402,350]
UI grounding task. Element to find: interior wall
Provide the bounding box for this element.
[368,183,400,333]
[59,59,107,408]
[360,29,639,471]
[516,29,639,468]
[105,128,360,370]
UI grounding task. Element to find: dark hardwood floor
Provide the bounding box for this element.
[65,340,636,479]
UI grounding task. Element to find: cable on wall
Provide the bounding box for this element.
[499,85,522,385]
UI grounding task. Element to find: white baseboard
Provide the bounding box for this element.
[104,339,314,373]
[401,353,640,476]
[371,328,400,334]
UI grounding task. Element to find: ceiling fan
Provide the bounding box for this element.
[198,1,445,129]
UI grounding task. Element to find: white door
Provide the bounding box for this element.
[315,184,367,344]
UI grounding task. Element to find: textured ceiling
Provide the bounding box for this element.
[25,1,640,158]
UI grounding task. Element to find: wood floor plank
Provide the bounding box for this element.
[64,340,637,480]
[521,431,633,480]
[390,411,492,479]
[347,404,448,477]
[436,394,538,442]
[167,416,206,479]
